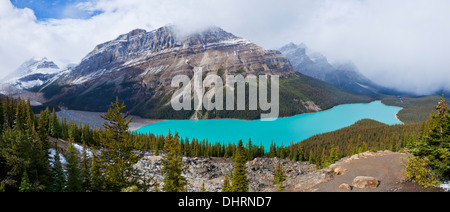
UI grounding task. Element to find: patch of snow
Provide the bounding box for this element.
[70,69,109,85]
[355,82,370,90]
[49,148,67,165]
[15,79,45,89]
[29,100,42,106]
[73,143,94,157]
[140,65,168,77]
[439,181,450,192]
[206,38,251,49]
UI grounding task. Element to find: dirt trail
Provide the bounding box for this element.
[313,151,444,192]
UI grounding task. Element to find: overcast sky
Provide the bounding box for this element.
[1,0,450,95]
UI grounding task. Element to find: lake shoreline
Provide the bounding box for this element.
[132,100,401,129]
[135,101,403,149]
[56,101,404,144]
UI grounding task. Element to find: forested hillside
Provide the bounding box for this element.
[382,95,440,123]
[282,119,422,168]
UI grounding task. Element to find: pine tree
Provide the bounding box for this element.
[247,139,254,161]
[37,108,50,144]
[414,96,450,178]
[90,150,102,192]
[161,131,188,192]
[201,181,206,192]
[231,140,249,192]
[100,97,133,145]
[221,175,232,192]
[18,171,33,192]
[4,95,15,129]
[80,141,91,191]
[0,129,33,190]
[273,162,286,192]
[0,98,4,132]
[98,97,141,192]
[31,120,52,192]
[66,142,82,192]
[60,118,68,140]
[49,109,61,138]
[52,144,66,192]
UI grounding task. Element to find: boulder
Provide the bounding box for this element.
[338,183,352,191]
[334,167,347,175]
[352,176,379,189]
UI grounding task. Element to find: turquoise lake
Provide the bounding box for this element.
[134,101,403,148]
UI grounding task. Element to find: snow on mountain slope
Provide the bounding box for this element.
[1,57,62,90]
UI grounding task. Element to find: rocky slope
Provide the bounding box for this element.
[133,151,331,192]
[38,25,372,119]
[50,137,331,192]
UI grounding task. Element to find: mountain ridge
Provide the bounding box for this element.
[35,25,373,119]
[279,42,402,96]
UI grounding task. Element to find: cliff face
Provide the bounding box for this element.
[58,25,294,86]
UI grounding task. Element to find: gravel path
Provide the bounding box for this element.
[312,151,444,192]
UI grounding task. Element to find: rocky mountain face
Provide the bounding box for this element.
[279,43,392,95]
[279,43,335,81]
[38,26,371,119]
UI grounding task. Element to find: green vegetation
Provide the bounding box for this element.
[96,97,145,192]
[0,95,153,192]
[402,157,441,188]
[230,140,249,192]
[273,162,286,192]
[0,96,53,192]
[404,96,450,187]
[221,175,232,192]
[382,95,440,124]
[280,74,373,111]
[161,130,188,192]
[277,119,422,168]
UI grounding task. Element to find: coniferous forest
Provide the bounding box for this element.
[0,95,448,192]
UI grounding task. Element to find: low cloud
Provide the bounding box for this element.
[1,0,449,95]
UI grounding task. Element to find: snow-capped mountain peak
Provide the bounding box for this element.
[1,57,62,90]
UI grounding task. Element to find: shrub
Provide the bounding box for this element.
[402,156,441,188]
